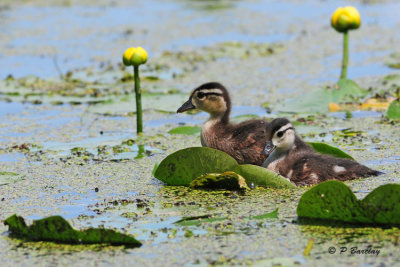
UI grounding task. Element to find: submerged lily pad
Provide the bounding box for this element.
[189,171,249,190]
[168,126,201,135]
[297,181,400,225]
[307,142,354,160]
[154,147,294,188]
[0,171,25,186]
[386,100,400,119]
[5,214,142,248]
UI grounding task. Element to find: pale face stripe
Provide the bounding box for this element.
[197,88,224,95]
[277,123,293,134]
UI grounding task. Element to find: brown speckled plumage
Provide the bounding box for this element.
[263,118,382,186]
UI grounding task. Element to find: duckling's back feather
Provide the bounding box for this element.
[286,153,381,186]
[202,119,270,165]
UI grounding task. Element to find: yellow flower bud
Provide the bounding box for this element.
[130,46,148,67]
[331,6,361,33]
[122,47,135,66]
[122,46,148,67]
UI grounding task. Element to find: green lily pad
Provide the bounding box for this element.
[236,164,295,188]
[175,208,278,226]
[175,214,226,226]
[278,79,367,113]
[0,171,25,186]
[189,171,249,190]
[362,184,400,224]
[4,214,142,248]
[386,100,400,119]
[297,181,400,225]
[168,126,201,135]
[154,147,238,186]
[251,208,279,220]
[154,147,294,188]
[306,142,354,160]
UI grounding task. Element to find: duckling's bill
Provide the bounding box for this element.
[177,98,196,113]
[262,141,276,155]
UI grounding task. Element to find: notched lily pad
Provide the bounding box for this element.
[168,126,201,135]
[189,171,249,190]
[307,142,354,160]
[4,214,142,248]
[362,184,400,224]
[297,181,400,226]
[154,147,294,188]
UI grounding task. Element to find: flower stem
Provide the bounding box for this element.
[133,65,143,134]
[340,30,349,80]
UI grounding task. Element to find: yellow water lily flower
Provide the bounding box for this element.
[331,6,361,33]
[122,46,148,67]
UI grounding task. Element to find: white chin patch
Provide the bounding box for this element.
[333,165,346,173]
[310,173,319,182]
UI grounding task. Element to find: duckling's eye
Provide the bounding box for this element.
[197,92,205,99]
[277,131,283,138]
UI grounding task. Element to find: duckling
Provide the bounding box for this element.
[262,118,381,186]
[177,82,270,165]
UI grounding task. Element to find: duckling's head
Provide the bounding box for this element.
[263,118,295,154]
[177,82,231,122]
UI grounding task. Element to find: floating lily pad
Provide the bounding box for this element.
[306,142,354,160]
[189,171,249,190]
[175,214,226,226]
[5,214,142,248]
[297,181,400,225]
[278,79,367,113]
[362,184,400,224]
[168,126,201,135]
[251,208,279,220]
[154,147,238,186]
[386,100,400,119]
[175,208,278,226]
[236,164,295,188]
[0,171,25,186]
[154,147,294,188]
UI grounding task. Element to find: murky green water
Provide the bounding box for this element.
[1,0,400,266]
